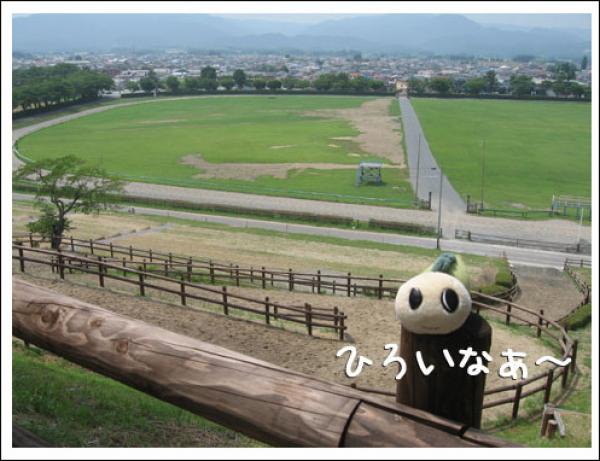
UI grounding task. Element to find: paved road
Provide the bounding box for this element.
[12,96,591,246]
[13,193,590,269]
[398,95,466,214]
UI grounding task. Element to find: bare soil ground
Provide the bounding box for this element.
[180,153,368,180]
[303,98,406,166]
[14,260,556,426]
[512,265,583,321]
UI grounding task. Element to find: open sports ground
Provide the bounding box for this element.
[411,98,591,211]
[17,95,414,207]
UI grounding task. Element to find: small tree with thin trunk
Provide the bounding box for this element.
[14,155,124,249]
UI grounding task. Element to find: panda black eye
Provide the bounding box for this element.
[441,288,459,313]
[409,287,422,310]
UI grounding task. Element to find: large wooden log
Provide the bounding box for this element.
[12,278,516,447]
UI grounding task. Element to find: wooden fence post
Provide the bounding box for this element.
[397,313,491,429]
[164,260,169,277]
[129,245,133,261]
[561,364,569,389]
[17,243,25,272]
[98,256,104,288]
[261,267,266,289]
[543,369,554,404]
[188,258,193,282]
[264,297,270,325]
[378,274,383,300]
[332,280,336,295]
[347,272,351,297]
[222,286,229,316]
[138,266,145,296]
[339,314,345,341]
[89,239,94,255]
[57,249,65,280]
[169,252,173,268]
[333,306,338,332]
[149,249,153,262]
[317,270,321,294]
[311,277,315,293]
[180,278,186,306]
[143,259,147,276]
[288,269,294,291]
[571,340,578,373]
[29,232,34,247]
[250,267,254,284]
[209,261,215,284]
[512,383,522,420]
[537,309,544,338]
[305,303,312,336]
[505,303,512,325]
[70,236,75,252]
[122,257,127,277]
[109,242,114,258]
[235,265,240,286]
[270,272,274,287]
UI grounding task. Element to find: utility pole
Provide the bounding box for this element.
[415,133,422,205]
[480,139,486,209]
[436,170,444,250]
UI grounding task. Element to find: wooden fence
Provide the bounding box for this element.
[12,278,517,447]
[564,257,592,269]
[455,229,591,255]
[557,263,592,325]
[352,291,577,423]
[13,233,520,302]
[12,244,347,340]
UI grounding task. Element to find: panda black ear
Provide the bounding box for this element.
[441,288,459,313]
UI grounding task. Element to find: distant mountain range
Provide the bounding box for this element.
[12,14,591,58]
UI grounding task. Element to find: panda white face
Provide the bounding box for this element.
[395,272,471,335]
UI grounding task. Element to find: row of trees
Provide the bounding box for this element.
[407,70,590,99]
[13,64,114,111]
[127,67,389,95]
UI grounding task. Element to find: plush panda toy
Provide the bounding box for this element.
[395,253,472,335]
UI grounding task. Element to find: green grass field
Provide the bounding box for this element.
[411,98,591,210]
[18,95,413,206]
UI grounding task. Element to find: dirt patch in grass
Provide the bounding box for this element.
[303,98,405,166]
[180,153,402,181]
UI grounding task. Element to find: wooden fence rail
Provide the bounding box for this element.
[13,245,346,340]
[13,234,520,302]
[11,278,517,447]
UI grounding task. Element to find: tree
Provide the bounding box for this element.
[200,78,218,91]
[165,76,180,93]
[549,62,577,81]
[219,77,235,90]
[581,55,588,70]
[407,78,426,95]
[233,69,247,89]
[282,77,297,90]
[484,70,498,93]
[253,78,266,90]
[183,76,200,92]
[125,80,140,92]
[369,79,386,92]
[428,77,451,95]
[13,156,123,249]
[266,79,281,90]
[139,70,160,94]
[464,77,486,95]
[509,74,534,96]
[200,66,217,80]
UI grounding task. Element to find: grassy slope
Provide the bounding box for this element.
[411,98,591,210]
[18,95,414,206]
[12,340,263,447]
